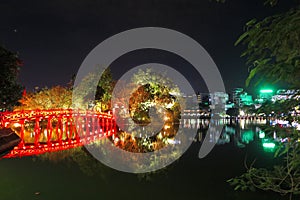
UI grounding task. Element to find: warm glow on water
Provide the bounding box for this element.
[0,119,285,200]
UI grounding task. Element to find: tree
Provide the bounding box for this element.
[72,66,114,111]
[111,68,182,153]
[14,86,72,110]
[228,1,300,199]
[235,2,300,87]
[0,45,23,111]
[129,68,182,123]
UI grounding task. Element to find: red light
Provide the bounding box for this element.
[1,109,116,158]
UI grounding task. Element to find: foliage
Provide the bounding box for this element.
[235,5,300,87]
[111,68,183,153]
[129,68,182,123]
[229,97,300,199]
[0,45,23,111]
[229,2,300,198]
[95,67,113,103]
[14,86,72,110]
[131,68,180,96]
[73,66,114,111]
[228,130,300,200]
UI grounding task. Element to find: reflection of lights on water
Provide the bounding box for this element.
[239,110,245,116]
[225,126,235,134]
[280,138,289,143]
[273,131,277,139]
[242,130,254,144]
[259,131,265,139]
[262,142,276,148]
[262,138,277,152]
[240,119,245,129]
[12,122,21,128]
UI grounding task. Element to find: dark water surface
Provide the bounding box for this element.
[0,119,287,200]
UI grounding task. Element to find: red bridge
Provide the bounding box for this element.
[0,109,116,158]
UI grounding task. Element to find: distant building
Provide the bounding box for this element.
[232,88,244,106]
[209,92,228,107]
[182,94,198,109]
[232,88,253,107]
[182,92,229,110]
[272,89,300,102]
[240,93,253,106]
[258,89,274,102]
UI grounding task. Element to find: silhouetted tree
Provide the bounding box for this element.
[0,45,23,111]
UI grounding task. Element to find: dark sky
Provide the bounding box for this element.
[0,0,294,95]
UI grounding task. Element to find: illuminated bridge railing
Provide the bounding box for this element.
[0,109,116,158]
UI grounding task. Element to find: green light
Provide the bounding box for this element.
[262,139,276,152]
[262,142,276,148]
[259,131,265,139]
[241,130,254,144]
[260,89,273,94]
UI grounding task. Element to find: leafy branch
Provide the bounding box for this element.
[228,130,300,200]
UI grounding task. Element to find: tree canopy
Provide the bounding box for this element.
[235,2,300,87]
[0,46,23,111]
[72,66,114,111]
[14,86,72,110]
[229,1,300,199]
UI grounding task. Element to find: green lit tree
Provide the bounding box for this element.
[235,2,300,87]
[0,45,23,111]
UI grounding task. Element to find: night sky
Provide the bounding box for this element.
[0,0,294,95]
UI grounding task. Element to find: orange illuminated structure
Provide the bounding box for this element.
[0,109,116,158]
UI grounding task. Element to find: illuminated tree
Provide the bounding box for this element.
[14,86,72,110]
[215,0,299,87]
[0,45,23,111]
[111,68,182,154]
[129,68,182,124]
[235,2,300,87]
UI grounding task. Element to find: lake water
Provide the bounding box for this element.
[0,119,287,200]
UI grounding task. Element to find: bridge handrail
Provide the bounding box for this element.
[0,109,113,126]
